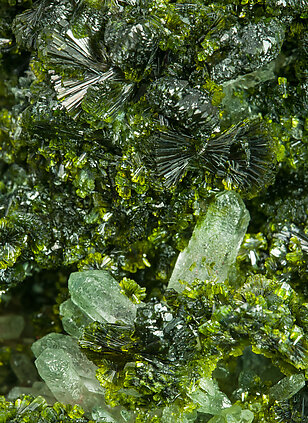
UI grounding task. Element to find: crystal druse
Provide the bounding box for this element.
[33,192,307,422]
[0,0,307,422]
[33,194,255,421]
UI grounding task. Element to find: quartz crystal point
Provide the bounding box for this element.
[268,373,306,401]
[32,333,102,391]
[68,270,137,325]
[207,404,254,423]
[168,191,250,292]
[32,333,123,421]
[188,378,231,415]
[59,298,94,338]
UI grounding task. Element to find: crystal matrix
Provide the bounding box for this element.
[0,0,307,422]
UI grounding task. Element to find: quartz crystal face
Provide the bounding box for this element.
[168,191,250,292]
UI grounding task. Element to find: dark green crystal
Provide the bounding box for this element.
[0,0,307,421]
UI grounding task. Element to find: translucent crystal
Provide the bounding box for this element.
[208,404,254,423]
[188,378,231,415]
[168,191,250,292]
[0,315,24,340]
[91,405,126,423]
[162,403,197,423]
[60,298,94,338]
[68,270,137,324]
[10,352,38,385]
[32,333,107,412]
[268,373,305,401]
[32,334,129,421]
[8,382,56,404]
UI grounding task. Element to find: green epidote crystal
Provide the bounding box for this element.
[0,395,94,423]
[168,191,250,292]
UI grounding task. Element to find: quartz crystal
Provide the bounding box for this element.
[32,333,103,394]
[188,378,231,415]
[161,404,197,423]
[268,373,306,401]
[0,315,24,341]
[168,191,250,292]
[32,333,124,421]
[68,270,137,325]
[60,298,94,338]
[10,353,38,385]
[8,381,55,404]
[32,273,137,422]
[208,405,254,423]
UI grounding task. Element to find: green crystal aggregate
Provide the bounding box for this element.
[0,0,308,422]
[1,0,288,289]
[0,395,95,423]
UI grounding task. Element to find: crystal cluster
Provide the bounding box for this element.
[32,270,138,421]
[0,0,295,289]
[0,395,94,423]
[0,0,307,422]
[31,192,307,422]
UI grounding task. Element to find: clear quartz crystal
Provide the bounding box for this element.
[32,333,101,387]
[8,381,56,404]
[188,378,231,415]
[208,405,254,423]
[31,331,128,421]
[68,270,137,324]
[268,374,306,401]
[10,353,38,385]
[32,333,123,419]
[60,298,94,338]
[168,191,250,292]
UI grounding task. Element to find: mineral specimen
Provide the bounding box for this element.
[0,315,24,341]
[0,0,307,422]
[32,333,124,422]
[66,270,137,325]
[0,0,285,290]
[0,394,94,423]
[168,190,250,292]
[35,265,308,421]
